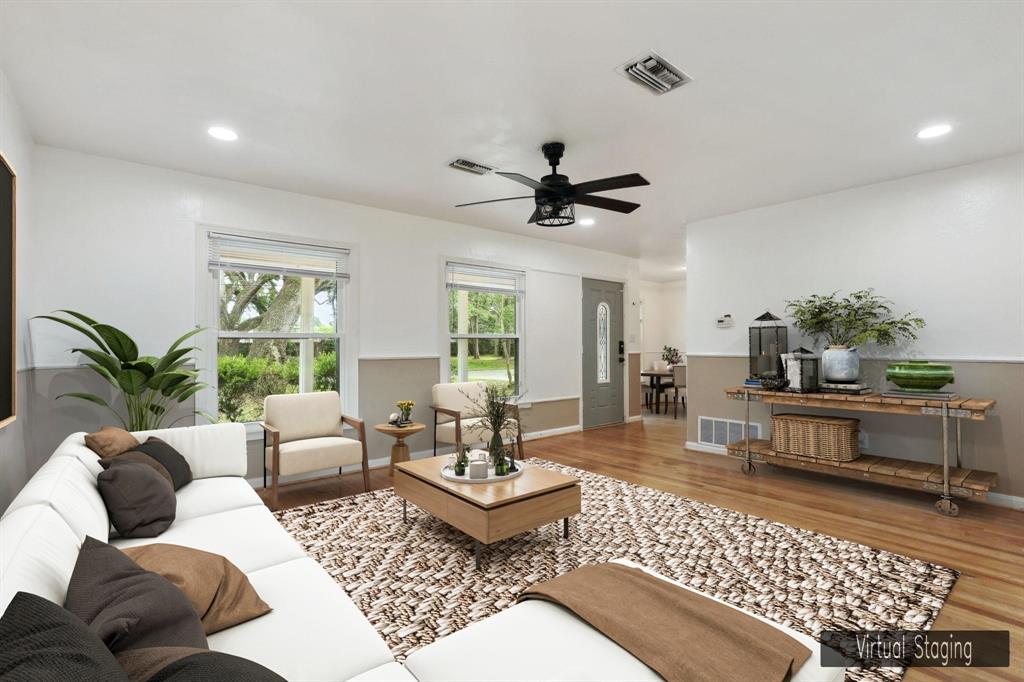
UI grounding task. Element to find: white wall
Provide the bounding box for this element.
[0,67,34,508]
[26,146,641,411]
[639,278,686,370]
[687,154,1024,360]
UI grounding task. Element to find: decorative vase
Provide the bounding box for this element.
[488,432,504,465]
[886,360,954,392]
[400,408,411,423]
[822,346,860,382]
[495,457,509,476]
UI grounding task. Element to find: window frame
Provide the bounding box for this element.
[443,260,525,394]
[197,227,352,436]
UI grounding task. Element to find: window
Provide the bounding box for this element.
[208,233,349,423]
[445,262,524,392]
[597,301,610,384]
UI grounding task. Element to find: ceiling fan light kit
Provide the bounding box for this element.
[455,141,649,228]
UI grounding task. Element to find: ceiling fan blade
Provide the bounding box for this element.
[574,194,641,214]
[496,172,547,190]
[573,173,650,196]
[455,196,534,208]
[527,207,542,224]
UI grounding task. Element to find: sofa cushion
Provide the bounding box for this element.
[85,426,140,458]
[98,459,177,538]
[107,437,193,490]
[123,543,271,635]
[111,505,304,574]
[0,506,81,613]
[405,564,844,682]
[117,648,285,681]
[346,662,419,682]
[131,423,248,479]
[0,591,128,682]
[264,391,343,443]
[2,456,109,541]
[50,433,104,476]
[265,436,363,476]
[64,537,207,654]
[207,558,394,682]
[173,477,263,522]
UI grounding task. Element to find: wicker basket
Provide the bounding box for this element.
[771,413,860,461]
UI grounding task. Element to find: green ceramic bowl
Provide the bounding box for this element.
[886,361,954,392]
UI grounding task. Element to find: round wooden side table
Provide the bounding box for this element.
[374,422,427,477]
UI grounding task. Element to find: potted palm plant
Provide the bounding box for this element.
[36,310,212,429]
[785,290,924,382]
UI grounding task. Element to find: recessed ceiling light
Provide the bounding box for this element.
[916,123,952,140]
[208,126,238,141]
[579,218,595,226]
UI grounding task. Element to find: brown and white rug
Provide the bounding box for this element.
[274,459,958,682]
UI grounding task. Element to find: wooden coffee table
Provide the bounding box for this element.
[393,458,581,569]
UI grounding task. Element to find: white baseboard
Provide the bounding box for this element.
[987,492,1024,511]
[524,424,581,440]
[627,415,642,423]
[685,440,726,455]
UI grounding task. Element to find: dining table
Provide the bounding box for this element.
[640,369,674,414]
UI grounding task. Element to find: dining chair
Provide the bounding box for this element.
[261,390,369,510]
[672,364,687,419]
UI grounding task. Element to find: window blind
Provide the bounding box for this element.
[208,232,350,279]
[445,262,524,295]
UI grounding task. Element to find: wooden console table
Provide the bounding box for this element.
[723,387,998,517]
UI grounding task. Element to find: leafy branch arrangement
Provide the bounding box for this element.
[662,345,682,365]
[462,383,520,468]
[37,310,212,430]
[785,290,925,349]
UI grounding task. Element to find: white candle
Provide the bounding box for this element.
[469,460,488,479]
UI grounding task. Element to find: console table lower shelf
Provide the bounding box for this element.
[726,439,997,507]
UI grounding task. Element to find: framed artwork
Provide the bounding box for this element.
[0,151,14,429]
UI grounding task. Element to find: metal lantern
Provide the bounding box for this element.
[748,311,788,379]
[782,347,819,393]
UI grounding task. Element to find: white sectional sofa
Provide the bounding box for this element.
[0,423,842,681]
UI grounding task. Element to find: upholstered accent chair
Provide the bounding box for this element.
[261,391,368,510]
[431,381,524,458]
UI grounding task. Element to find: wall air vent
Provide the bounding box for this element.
[617,51,692,95]
[448,158,494,175]
[698,416,761,452]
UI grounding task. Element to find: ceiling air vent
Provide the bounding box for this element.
[448,158,494,175]
[617,51,691,95]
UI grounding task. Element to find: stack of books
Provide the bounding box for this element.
[818,382,872,395]
[744,378,763,389]
[882,390,960,401]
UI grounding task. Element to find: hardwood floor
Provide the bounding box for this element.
[259,413,1023,681]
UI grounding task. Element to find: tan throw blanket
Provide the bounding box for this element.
[518,563,811,682]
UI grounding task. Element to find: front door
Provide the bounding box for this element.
[581,278,624,429]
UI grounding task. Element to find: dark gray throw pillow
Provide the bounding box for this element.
[0,591,129,682]
[131,437,193,490]
[63,537,207,655]
[97,458,176,538]
[117,648,285,682]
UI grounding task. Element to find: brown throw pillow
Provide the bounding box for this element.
[97,459,176,538]
[63,537,207,655]
[85,426,140,458]
[117,648,284,682]
[123,544,271,635]
[99,451,173,487]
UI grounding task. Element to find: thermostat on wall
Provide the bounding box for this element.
[716,314,734,329]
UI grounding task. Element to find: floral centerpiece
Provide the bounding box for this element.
[395,399,414,424]
[662,345,682,366]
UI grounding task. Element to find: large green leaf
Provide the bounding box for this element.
[166,327,204,354]
[94,324,138,362]
[174,383,205,403]
[155,347,193,373]
[126,360,156,378]
[34,315,109,353]
[153,372,190,394]
[72,348,120,376]
[85,363,117,386]
[56,309,101,327]
[194,409,216,424]
[116,368,147,395]
[56,391,110,407]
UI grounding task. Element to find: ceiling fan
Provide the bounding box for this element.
[455,142,650,227]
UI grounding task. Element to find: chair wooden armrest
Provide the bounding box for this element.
[431,405,461,419]
[261,422,282,509]
[342,414,370,491]
[431,405,463,452]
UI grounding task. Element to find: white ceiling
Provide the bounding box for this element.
[1,1,1021,281]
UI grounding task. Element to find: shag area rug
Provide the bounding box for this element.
[274,459,957,682]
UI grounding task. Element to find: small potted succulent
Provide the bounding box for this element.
[786,290,925,382]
